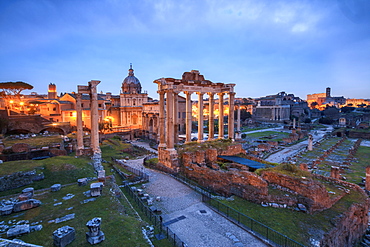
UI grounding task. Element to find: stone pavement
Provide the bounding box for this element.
[123,158,268,247]
[265,126,333,164]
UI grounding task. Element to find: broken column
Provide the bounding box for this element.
[86,217,105,245]
[308,134,313,151]
[330,166,340,179]
[53,226,75,247]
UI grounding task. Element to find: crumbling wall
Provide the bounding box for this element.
[0,170,44,192]
[260,171,345,212]
[320,200,369,247]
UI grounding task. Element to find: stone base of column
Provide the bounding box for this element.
[92,153,103,172]
[158,149,179,174]
[235,132,242,140]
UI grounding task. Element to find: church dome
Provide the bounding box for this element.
[122,64,142,94]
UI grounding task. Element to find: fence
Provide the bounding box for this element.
[122,185,187,247]
[111,158,186,247]
[112,158,149,182]
[172,174,305,247]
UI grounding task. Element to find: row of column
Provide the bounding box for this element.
[159,90,236,150]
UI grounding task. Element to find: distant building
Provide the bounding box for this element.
[307,87,346,109]
[0,65,186,139]
[253,92,309,122]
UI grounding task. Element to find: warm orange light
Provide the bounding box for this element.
[20,102,24,106]
[9,100,14,104]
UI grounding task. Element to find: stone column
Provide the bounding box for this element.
[89,80,101,157]
[76,93,84,156]
[158,91,166,149]
[308,134,313,151]
[228,92,235,140]
[173,92,179,144]
[218,93,224,139]
[293,118,296,129]
[197,92,204,142]
[236,104,241,140]
[166,90,175,150]
[208,93,214,140]
[184,91,192,143]
[185,91,192,143]
[366,166,370,191]
[237,104,241,132]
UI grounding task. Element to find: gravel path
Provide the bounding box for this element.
[123,158,268,247]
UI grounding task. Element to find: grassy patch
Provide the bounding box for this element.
[244,131,290,142]
[0,156,95,197]
[2,135,63,149]
[0,182,148,246]
[217,188,366,246]
[346,146,370,184]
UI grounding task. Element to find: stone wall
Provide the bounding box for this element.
[320,201,369,247]
[0,170,44,192]
[260,171,345,212]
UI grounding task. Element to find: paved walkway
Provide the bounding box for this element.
[123,158,268,247]
[265,125,333,163]
[131,140,158,154]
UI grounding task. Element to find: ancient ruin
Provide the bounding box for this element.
[154,70,236,172]
[86,217,105,245]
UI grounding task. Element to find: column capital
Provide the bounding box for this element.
[217,92,225,97]
[207,92,215,97]
[184,91,193,96]
[196,92,205,96]
[228,92,236,96]
[88,80,101,88]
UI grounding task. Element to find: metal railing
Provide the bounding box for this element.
[122,185,187,247]
[112,158,149,182]
[111,158,186,247]
[173,174,305,247]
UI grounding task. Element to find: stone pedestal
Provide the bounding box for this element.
[90,182,103,197]
[53,226,75,247]
[86,218,105,245]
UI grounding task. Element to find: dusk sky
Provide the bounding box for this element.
[1,0,370,100]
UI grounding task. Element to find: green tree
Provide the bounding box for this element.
[0,81,33,96]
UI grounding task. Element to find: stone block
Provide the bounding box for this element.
[51,184,62,192]
[78,178,87,186]
[0,205,13,216]
[7,224,30,238]
[86,218,105,245]
[90,182,103,197]
[11,143,30,153]
[13,199,41,212]
[22,187,34,197]
[53,225,75,247]
[98,170,106,183]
